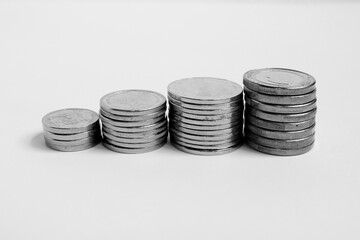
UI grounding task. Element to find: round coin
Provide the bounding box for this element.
[245,114,315,131]
[45,140,99,152]
[103,139,167,154]
[169,101,243,116]
[171,134,242,146]
[102,123,167,138]
[246,139,314,156]
[169,107,243,121]
[168,95,243,110]
[100,114,165,127]
[169,112,240,126]
[168,77,243,104]
[101,119,167,133]
[171,140,242,156]
[105,135,167,149]
[169,119,242,131]
[169,128,242,141]
[44,135,101,147]
[100,108,165,121]
[243,68,316,95]
[44,129,100,141]
[102,129,168,144]
[170,122,242,136]
[171,137,241,150]
[245,123,315,140]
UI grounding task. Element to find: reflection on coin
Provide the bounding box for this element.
[245,106,317,123]
[244,87,316,105]
[102,124,167,138]
[44,129,100,141]
[100,90,166,115]
[168,95,243,110]
[100,108,165,121]
[169,112,240,126]
[245,96,317,114]
[102,129,168,144]
[100,114,165,127]
[103,139,167,154]
[42,108,99,134]
[168,77,243,104]
[245,114,315,131]
[169,102,243,116]
[169,119,242,131]
[246,139,314,156]
[102,120,166,133]
[243,68,316,95]
[245,129,315,149]
[169,128,241,141]
[170,140,242,156]
[245,123,315,140]
[45,140,99,152]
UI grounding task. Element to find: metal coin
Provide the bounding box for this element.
[44,129,101,141]
[102,129,168,144]
[170,133,242,146]
[245,114,315,131]
[168,77,243,104]
[169,122,242,136]
[244,87,316,105]
[169,101,243,115]
[103,138,167,154]
[169,128,242,141]
[169,107,243,121]
[245,96,317,114]
[169,112,241,126]
[169,119,241,131]
[245,123,315,140]
[171,137,241,150]
[246,139,314,156]
[100,108,165,121]
[168,95,243,110]
[42,108,99,134]
[100,113,165,127]
[243,68,316,96]
[170,140,242,156]
[101,119,167,133]
[105,135,167,149]
[102,123,167,138]
[44,135,101,147]
[245,129,315,149]
[100,90,166,115]
[245,106,317,123]
[45,140,99,152]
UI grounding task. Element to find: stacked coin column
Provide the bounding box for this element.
[100,90,168,153]
[168,77,244,155]
[243,68,317,156]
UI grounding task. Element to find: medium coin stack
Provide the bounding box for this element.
[168,77,244,155]
[100,90,168,153]
[42,108,101,151]
[243,68,317,156]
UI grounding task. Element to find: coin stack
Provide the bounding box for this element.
[42,108,101,151]
[168,77,244,155]
[243,68,317,156]
[100,90,168,153]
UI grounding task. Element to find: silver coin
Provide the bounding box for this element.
[42,108,99,134]
[103,128,168,144]
[169,128,242,141]
[245,114,315,131]
[245,123,315,140]
[170,140,242,156]
[169,118,241,131]
[171,133,242,146]
[101,119,167,133]
[168,95,243,111]
[243,68,316,96]
[44,135,101,147]
[171,137,241,150]
[44,129,100,141]
[244,87,316,105]
[100,108,165,121]
[169,122,242,136]
[245,129,315,149]
[100,90,166,115]
[103,139,167,154]
[105,135,167,149]
[246,139,314,156]
[102,123,167,138]
[168,77,243,104]
[245,106,317,123]
[169,112,241,126]
[100,113,165,127]
[45,139,99,152]
[169,101,243,115]
[169,107,243,121]
[245,96,317,114]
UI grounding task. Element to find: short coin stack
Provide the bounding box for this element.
[168,77,244,155]
[42,108,101,151]
[100,90,168,153]
[243,68,317,156]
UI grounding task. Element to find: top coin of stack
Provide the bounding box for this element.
[243,68,317,156]
[42,108,101,151]
[100,90,168,154]
[168,77,244,155]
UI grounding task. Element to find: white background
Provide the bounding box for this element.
[0,1,359,239]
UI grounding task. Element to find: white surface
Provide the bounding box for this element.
[1,1,359,239]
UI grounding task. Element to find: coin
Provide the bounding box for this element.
[45,140,99,152]
[102,120,167,133]
[245,114,315,131]
[246,139,314,156]
[102,123,167,138]
[170,140,242,156]
[105,135,167,149]
[100,108,165,121]
[244,87,316,105]
[103,138,167,154]
[169,112,241,126]
[243,68,316,96]
[102,129,168,144]
[245,129,315,149]
[44,129,101,141]
[42,108,99,134]
[100,113,165,127]
[245,123,315,140]
[245,106,317,123]
[169,128,242,141]
[168,77,243,104]
[44,135,101,147]
[170,133,242,146]
[169,102,243,115]
[169,119,241,131]
[169,123,242,136]
[169,107,243,121]
[245,96,317,114]
[168,95,243,110]
[171,137,241,150]
[100,90,166,116]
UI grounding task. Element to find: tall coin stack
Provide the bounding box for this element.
[243,68,317,156]
[42,108,101,151]
[100,90,168,153]
[168,77,244,155]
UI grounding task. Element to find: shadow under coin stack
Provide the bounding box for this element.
[100,90,168,153]
[243,68,317,156]
[168,77,244,155]
[42,108,101,151]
